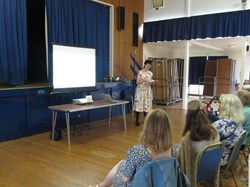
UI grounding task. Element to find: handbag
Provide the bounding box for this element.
[51,128,62,141]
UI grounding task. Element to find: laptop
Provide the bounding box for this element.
[102,94,119,103]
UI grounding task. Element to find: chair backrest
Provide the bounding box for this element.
[196,142,224,183]
[243,132,250,152]
[224,131,246,171]
[124,89,135,102]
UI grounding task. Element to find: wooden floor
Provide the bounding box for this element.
[0,102,248,187]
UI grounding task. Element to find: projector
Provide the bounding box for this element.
[73,98,93,104]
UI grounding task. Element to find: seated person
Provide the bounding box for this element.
[89,108,173,187]
[212,94,245,166]
[207,110,219,123]
[173,100,220,187]
[205,97,220,123]
[235,89,250,148]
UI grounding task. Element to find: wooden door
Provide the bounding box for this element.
[203,60,217,96]
[216,59,233,96]
[152,58,167,101]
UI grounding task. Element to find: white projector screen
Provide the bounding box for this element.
[52,44,96,92]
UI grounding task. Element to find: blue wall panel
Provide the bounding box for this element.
[0,96,27,141]
[27,95,53,135]
[0,82,132,142]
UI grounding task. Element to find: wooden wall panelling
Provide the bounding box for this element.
[152,58,167,101]
[111,0,144,81]
[203,60,217,96]
[130,0,144,79]
[216,59,233,96]
[203,59,235,97]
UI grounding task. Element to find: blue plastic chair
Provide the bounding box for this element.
[123,88,135,116]
[196,142,224,185]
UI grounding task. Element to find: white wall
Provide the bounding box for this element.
[144,0,250,22]
[143,0,250,83]
[143,43,181,60]
[144,0,186,22]
[143,43,250,84]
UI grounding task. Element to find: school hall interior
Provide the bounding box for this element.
[0,0,250,186]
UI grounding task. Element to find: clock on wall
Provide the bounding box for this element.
[152,0,164,9]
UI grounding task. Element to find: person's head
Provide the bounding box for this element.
[187,100,204,110]
[143,59,153,69]
[235,89,250,106]
[139,108,172,154]
[183,100,217,141]
[219,94,244,124]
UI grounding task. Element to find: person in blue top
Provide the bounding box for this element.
[132,157,191,187]
[212,94,245,166]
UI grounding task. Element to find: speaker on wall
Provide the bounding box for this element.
[118,6,125,30]
[246,45,249,52]
[132,12,139,47]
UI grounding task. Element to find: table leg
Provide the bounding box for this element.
[121,104,127,130]
[51,111,57,140]
[108,106,112,127]
[65,112,71,146]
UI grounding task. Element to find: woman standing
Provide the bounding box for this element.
[133,59,154,126]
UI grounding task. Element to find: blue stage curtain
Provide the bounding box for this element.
[46,0,109,83]
[0,0,27,84]
[143,10,250,43]
[189,57,207,85]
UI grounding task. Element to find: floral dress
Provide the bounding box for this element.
[133,70,153,112]
[112,144,152,187]
[213,118,244,166]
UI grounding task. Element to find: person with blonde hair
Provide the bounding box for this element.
[174,100,220,187]
[89,108,172,187]
[212,94,245,166]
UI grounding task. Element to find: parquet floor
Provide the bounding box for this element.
[0,101,248,187]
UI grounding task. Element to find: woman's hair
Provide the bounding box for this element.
[219,94,244,124]
[144,59,153,66]
[139,108,172,154]
[187,100,204,110]
[182,100,217,141]
[235,89,250,106]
